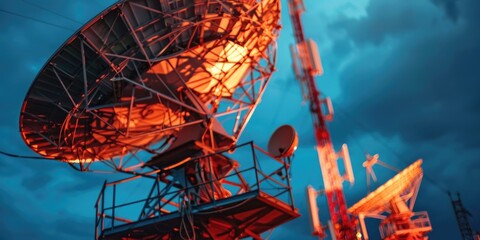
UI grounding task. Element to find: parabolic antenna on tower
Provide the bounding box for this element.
[349,160,424,215]
[19,0,280,170]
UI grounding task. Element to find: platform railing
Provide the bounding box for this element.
[379,211,432,239]
[94,141,295,239]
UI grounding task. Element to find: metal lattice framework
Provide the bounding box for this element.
[18,1,302,239]
[94,142,299,239]
[349,160,432,240]
[287,0,356,238]
[450,192,475,240]
[20,0,280,173]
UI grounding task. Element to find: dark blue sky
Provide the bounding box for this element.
[1,0,479,239]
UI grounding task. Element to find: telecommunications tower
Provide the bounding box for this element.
[287,0,356,238]
[19,0,300,239]
[450,192,479,240]
[287,0,432,239]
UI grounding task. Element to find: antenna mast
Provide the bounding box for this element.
[287,0,356,239]
[450,192,476,240]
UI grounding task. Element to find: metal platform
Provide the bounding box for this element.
[95,142,299,239]
[380,211,432,240]
[100,190,298,239]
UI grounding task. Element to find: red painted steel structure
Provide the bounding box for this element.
[287,0,356,239]
[18,0,301,239]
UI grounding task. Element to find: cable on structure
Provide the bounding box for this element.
[179,193,196,240]
[264,229,275,240]
[21,0,82,24]
[0,8,75,31]
[0,149,45,160]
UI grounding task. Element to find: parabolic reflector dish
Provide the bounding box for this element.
[20,0,280,163]
[348,160,423,215]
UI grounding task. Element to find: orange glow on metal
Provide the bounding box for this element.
[287,0,357,237]
[147,41,251,97]
[19,0,281,166]
[348,160,423,215]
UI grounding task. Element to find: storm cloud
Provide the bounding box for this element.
[1,0,479,239]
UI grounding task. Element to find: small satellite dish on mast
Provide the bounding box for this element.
[268,125,299,158]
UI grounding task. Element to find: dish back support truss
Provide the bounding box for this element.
[349,160,432,240]
[19,0,281,174]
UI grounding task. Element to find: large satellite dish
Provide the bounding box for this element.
[19,0,280,172]
[348,159,423,215]
[18,1,300,239]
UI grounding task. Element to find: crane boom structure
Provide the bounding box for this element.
[287,0,357,239]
